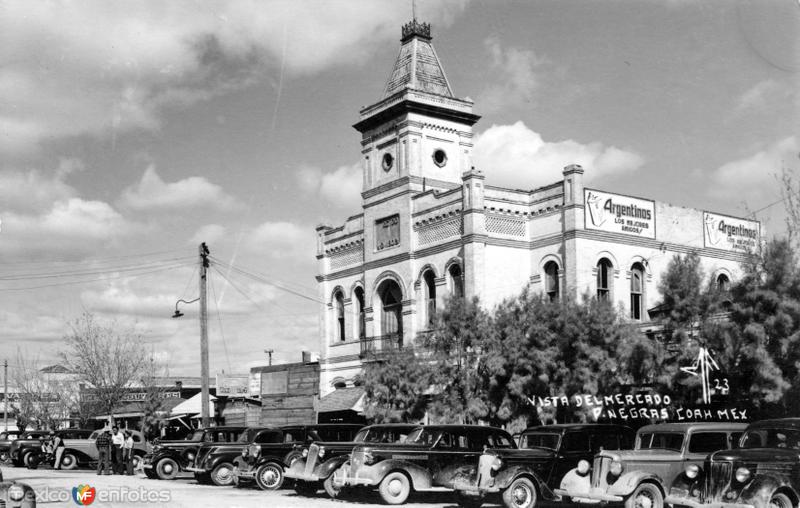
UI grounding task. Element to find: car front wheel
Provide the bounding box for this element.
[379,471,411,505]
[502,477,538,508]
[769,493,793,508]
[210,462,235,486]
[156,458,179,480]
[625,483,664,508]
[60,452,79,470]
[255,462,284,491]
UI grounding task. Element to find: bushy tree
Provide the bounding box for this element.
[357,349,429,423]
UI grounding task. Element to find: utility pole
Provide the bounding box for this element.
[3,359,7,432]
[264,349,274,366]
[199,243,210,428]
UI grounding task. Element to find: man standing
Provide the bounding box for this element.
[111,426,124,474]
[95,430,111,475]
[52,431,65,470]
[122,431,135,475]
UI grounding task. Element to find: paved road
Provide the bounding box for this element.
[3,466,504,507]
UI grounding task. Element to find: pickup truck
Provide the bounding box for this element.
[142,426,246,480]
[60,429,150,470]
[10,429,92,467]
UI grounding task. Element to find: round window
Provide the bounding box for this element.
[382,153,394,171]
[433,149,447,167]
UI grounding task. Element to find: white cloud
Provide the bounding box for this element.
[246,221,315,260]
[0,168,78,213]
[0,0,469,155]
[473,121,645,189]
[734,79,795,114]
[190,224,228,245]
[708,136,797,201]
[298,162,362,209]
[476,37,549,114]
[119,165,240,211]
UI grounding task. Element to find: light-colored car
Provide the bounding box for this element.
[556,422,746,508]
[61,429,151,470]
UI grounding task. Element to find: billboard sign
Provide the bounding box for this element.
[215,374,249,397]
[703,212,760,253]
[585,189,655,239]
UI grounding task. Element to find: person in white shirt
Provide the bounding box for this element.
[111,426,125,474]
[122,431,135,475]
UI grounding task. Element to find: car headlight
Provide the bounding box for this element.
[491,456,503,471]
[685,464,700,479]
[318,446,326,459]
[302,449,309,458]
[8,484,25,501]
[363,451,375,465]
[577,460,590,476]
[735,467,751,483]
[186,452,195,461]
[609,461,624,476]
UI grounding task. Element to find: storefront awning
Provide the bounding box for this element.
[169,392,217,417]
[318,387,364,414]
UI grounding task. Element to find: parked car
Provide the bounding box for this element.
[454,423,635,508]
[0,431,24,463]
[60,429,150,470]
[286,423,418,498]
[665,418,800,508]
[0,468,36,507]
[232,423,363,491]
[10,429,92,467]
[332,424,517,505]
[186,426,269,486]
[556,422,746,508]
[142,426,246,480]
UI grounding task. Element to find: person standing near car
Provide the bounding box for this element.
[52,431,65,469]
[122,431,135,475]
[95,430,112,475]
[111,426,124,474]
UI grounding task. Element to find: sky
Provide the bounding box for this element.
[1,0,798,376]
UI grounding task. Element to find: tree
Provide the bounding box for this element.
[60,313,150,424]
[357,349,429,423]
[779,162,800,251]
[11,351,74,430]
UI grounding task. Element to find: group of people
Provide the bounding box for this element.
[94,426,136,475]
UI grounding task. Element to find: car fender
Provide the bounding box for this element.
[372,460,433,490]
[738,477,799,508]
[493,466,555,500]
[560,467,592,494]
[314,455,350,479]
[607,471,665,498]
[64,448,96,464]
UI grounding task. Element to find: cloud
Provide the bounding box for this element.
[246,220,315,260]
[190,224,228,245]
[708,136,797,201]
[476,37,549,114]
[0,168,79,213]
[297,162,362,209]
[119,165,240,211]
[473,121,645,189]
[1,0,469,155]
[734,79,796,114]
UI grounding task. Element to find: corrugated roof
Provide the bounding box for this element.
[318,387,365,413]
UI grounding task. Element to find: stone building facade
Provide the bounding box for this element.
[315,20,761,399]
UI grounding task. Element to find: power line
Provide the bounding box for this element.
[0,262,193,291]
[1,248,191,267]
[0,256,194,281]
[208,255,318,295]
[210,266,318,318]
[208,270,232,373]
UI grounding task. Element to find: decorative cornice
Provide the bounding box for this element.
[401,19,431,42]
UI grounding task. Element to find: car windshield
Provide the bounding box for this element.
[189,430,205,441]
[519,432,561,450]
[740,428,800,450]
[237,429,260,443]
[638,432,684,451]
[406,428,440,446]
[356,427,412,444]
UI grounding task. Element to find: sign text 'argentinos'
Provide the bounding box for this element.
[585,190,655,238]
[703,212,760,253]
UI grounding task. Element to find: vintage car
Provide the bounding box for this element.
[332,424,517,505]
[186,426,269,486]
[665,418,800,508]
[10,429,93,467]
[0,431,23,463]
[142,426,246,480]
[232,423,362,491]
[0,469,36,507]
[60,429,150,470]
[556,422,747,508]
[286,423,418,498]
[454,423,635,508]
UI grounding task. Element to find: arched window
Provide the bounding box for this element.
[630,263,645,320]
[354,287,365,340]
[378,279,403,346]
[716,273,730,293]
[544,261,560,301]
[597,258,613,300]
[334,291,345,341]
[448,264,464,298]
[423,270,436,327]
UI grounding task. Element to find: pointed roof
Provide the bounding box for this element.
[382,19,454,99]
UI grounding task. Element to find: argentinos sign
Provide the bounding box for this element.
[703,212,760,253]
[585,189,655,238]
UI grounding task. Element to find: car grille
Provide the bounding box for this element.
[477,454,495,489]
[592,456,611,488]
[305,444,320,476]
[705,460,732,502]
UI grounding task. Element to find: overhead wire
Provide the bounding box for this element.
[1,248,191,268]
[0,262,193,291]
[208,270,232,373]
[208,255,318,295]
[210,265,318,319]
[209,257,323,304]
[0,256,194,281]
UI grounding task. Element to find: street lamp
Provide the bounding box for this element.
[172,298,200,319]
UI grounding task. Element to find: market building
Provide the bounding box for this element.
[314,19,761,404]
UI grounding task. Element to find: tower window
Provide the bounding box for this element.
[423,270,436,327]
[630,263,645,320]
[716,273,730,293]
[597,258,613,300]
[382,152,394,171]
[334,291,346,341]
[354,287,365,340]
[432,149,447,167]
[448,264,463,298]
[544,261,560,302]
